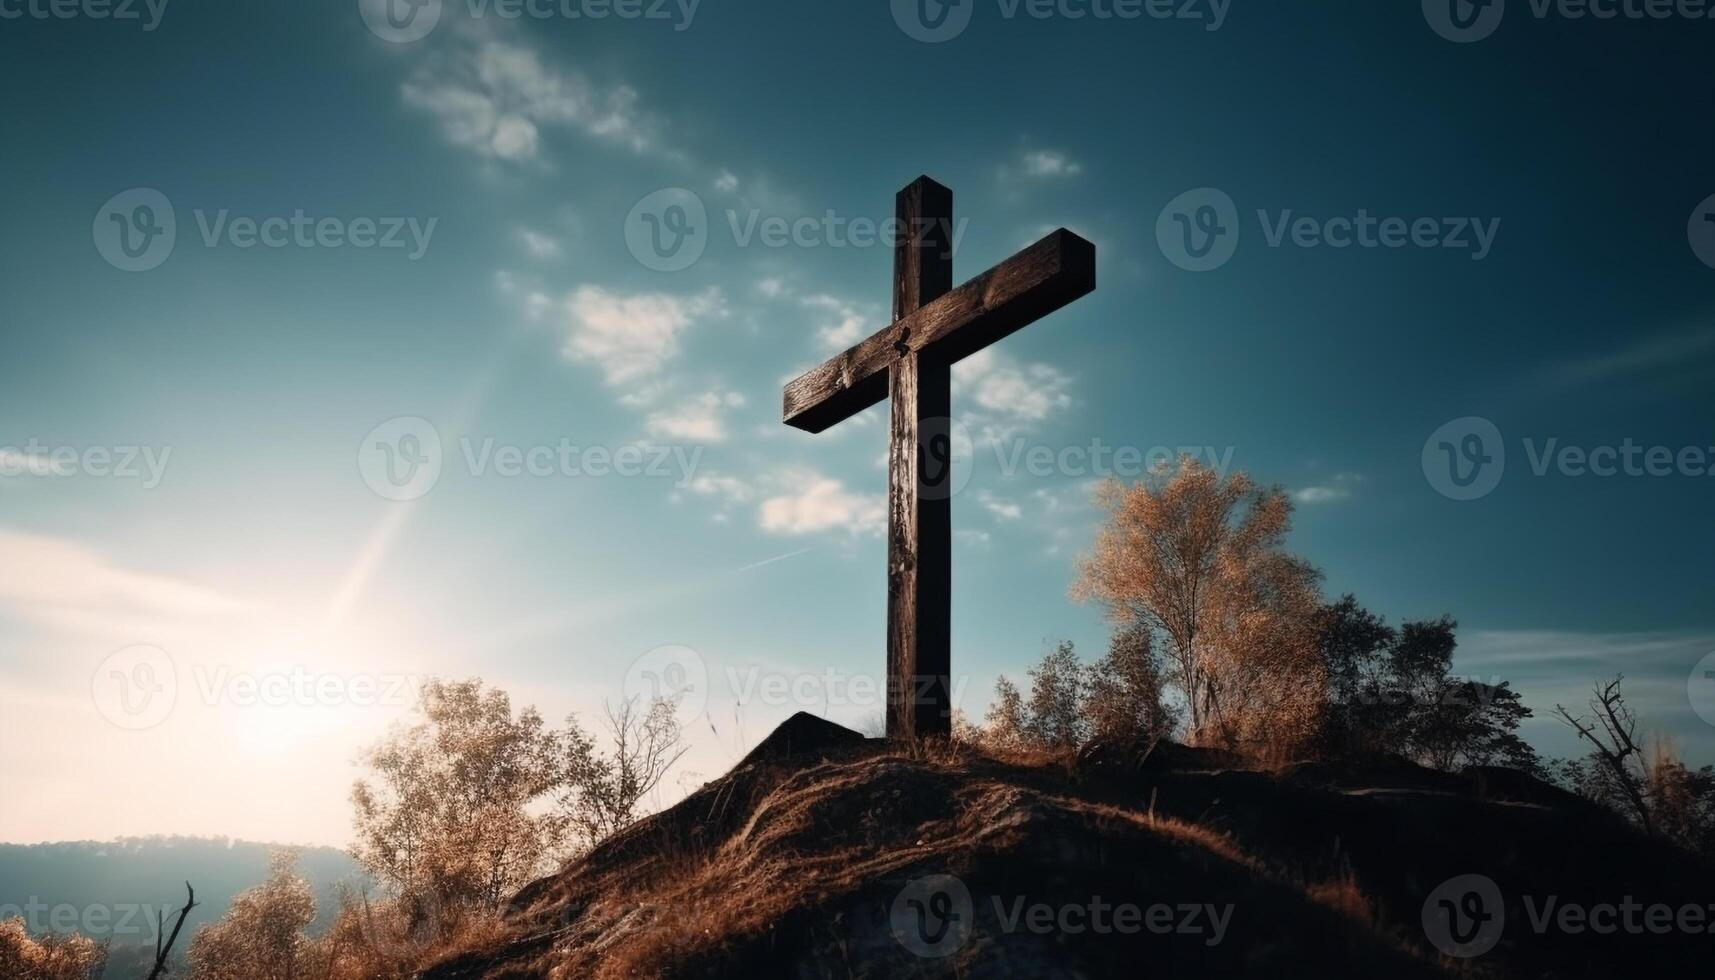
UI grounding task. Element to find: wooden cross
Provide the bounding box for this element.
[781,177,1097,741]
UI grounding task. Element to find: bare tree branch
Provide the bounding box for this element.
[1556,675,1654,836]
[145,882,197,980]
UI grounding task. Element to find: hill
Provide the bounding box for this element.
[419,713,1711,979]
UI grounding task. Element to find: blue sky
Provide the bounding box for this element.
[2,0,1713,846]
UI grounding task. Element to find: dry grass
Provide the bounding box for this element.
[513,744,1280,979]
[429,734,1568,980]
[1304,869,1375,927]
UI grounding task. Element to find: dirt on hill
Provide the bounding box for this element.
[419,713,1712,979]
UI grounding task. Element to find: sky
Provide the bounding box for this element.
[2,0,1713,848]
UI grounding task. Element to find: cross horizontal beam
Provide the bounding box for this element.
[781,228,1097,433]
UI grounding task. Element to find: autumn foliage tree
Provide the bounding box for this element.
[1074,457,1326,752]
[1023,641,1088,749]
[351,679,565,925]
[187,852,315,980]
[349,677,687,944]
[978,628,1176,753]
[1084,622,1178,745]
[0,919,106,980]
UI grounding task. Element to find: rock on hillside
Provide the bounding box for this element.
[421,713,1712,979]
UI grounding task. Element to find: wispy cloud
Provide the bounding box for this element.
[978,490,1023,521]
[561,286,725,385]
[687,471,755,505]
[1292,487,1347,505]
[953,349,1074,442]
[401,33,660,163]
[646,390,745,442]
[1291,474,1362,506]
[1457,628,1715,762]
[0,529,255,634]
[802,294,873,351]
[1540,322,1715,388]
[1020,149,1082,178]
[516,226,561,259]
[757,470,884,537]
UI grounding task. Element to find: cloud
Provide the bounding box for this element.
[978,490,1023,521]
[561,286,724,385]
[1456,629,1715,762]
[953,349,1073,441]
[402,36,658,163]
[687,471,755,505]
[517,227,561,259]
[1540,323,1715,388]
[802,294,872,351]
[756,278,785,299]
[1291,472,1362,506]
[758,471,884,537]
[0,529,255,631]
[1020,150,1082,178]
[714,170,739,193]
[646,390,746,442]
[1292,486,1350,505]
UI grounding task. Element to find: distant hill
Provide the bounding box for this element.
[0,835,369,960]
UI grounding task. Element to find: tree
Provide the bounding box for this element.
[1643,742,1715,857]
[1412,678,1538,772]
[0,919,106,980]
[350,677,688,933]
[1317,595,1394,747]
[1084,622,1177,745]
[351,679,566,922]
[976,629,1176,753]
[557,697,689,850]
[188,853,314,980]
[1024,640,1088,748]
[1553,676,1715,858]
[1554,676,1655,834]
[1316,597,1539,772]
[1074,457,1325,749]
[981,676,1028,749]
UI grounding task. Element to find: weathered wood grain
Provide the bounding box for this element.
[885,177,954,742]
[782,228,1096,433]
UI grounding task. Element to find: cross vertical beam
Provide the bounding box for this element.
[887,177,955,742]
[781,176,1095,744]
